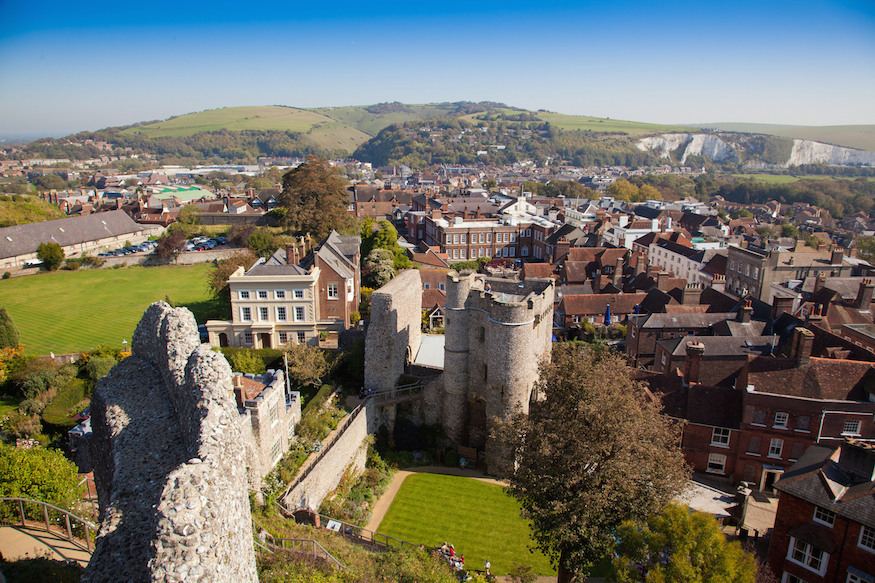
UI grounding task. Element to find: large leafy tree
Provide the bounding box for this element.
[36,242,64,271]
[0,306,21,349]
[208,250,258,303]
[278,156,350,241]
[611,503,757,583]
[495,345,689,581]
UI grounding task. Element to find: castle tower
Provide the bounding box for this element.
[442,272,554,464]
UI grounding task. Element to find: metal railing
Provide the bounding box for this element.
[368,381,423,405]
[276,503,420,553]
[0,497,98,553]
[252,517,347,570]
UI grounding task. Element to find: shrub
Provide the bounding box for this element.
[62,259,81,270]
[443,450,459,467]
[36,242,64,271]
[229,350,265,374]
[0,442,82,509]
[85,356,117,383]
[2,272,10,279]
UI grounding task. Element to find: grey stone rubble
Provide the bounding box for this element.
[84,302,257,583]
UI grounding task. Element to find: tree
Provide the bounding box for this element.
[154,230,186,262]
[730,209,754,219]
[208,250,257,303]
[284,343,332,387]
[0,442,82,510]
[495,345,689,581]
[780,223,798,238]
[0,306,21,349]
[362,248,396,288]
[278,156,350,240]
[36,242,64,271]
[611,503,757,583]
[248,228,278,258]
[31,174,67,191]
[176,204,201,226]
[856,236,875,262]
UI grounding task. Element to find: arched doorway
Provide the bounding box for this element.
[218,333,229,347]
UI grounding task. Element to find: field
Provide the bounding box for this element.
[121,106,333,138]
[376,473,555,576]
[731,174,854,184]
[536,112,693,135]
[0,264,217,356]
[703,122,875,152]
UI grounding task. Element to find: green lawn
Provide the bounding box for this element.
[0,264,220,355]
[376,473,555,576]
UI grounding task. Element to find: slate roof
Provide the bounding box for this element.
[775,441,875,528]
[0,210,148,260]
[639,312,735,329]
[660,335,775,358]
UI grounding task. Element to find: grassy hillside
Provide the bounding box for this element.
[536,112,694,135]
[0,194,66,227]
[121,106,333,138]
[700,122,875,152]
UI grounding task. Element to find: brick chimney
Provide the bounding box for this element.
[856,278,874,309]
[682,282,702,306]
[233,375,246,409]
[792,327,815,366]
[814,273,827,294]
[771,295,794,320]
[684,341,705,385]
[738,299,753,323]
[613,256,624,287]
[831,247,845,266]
[286,245,298,266]
[656,271,670,292]
[711,273,726,293]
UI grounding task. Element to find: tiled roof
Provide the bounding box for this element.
[558,293,648,316]
[747,356,875,401]
[522,263,554,279]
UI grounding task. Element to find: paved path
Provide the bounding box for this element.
[0,525,91,567]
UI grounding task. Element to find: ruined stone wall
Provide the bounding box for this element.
[85,302,257,583]
[281,403,369,511]
[364,269,422,391]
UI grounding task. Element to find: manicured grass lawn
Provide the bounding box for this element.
[0,264,219,355]
[377,473,555,576]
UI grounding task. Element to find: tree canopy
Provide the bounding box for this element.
[154,230,186,262]
[0,306,21,349]
[278,156,351,241]
[611,503,757,583]
[284,343,332,387]
[495,345,689,580]
[208,250,258,303]
[36,242,64,271]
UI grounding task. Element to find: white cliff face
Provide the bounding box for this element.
[636,133,738,163]
[639,134,875,167]
[787,139,875,167]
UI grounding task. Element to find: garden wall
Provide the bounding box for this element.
[281,403,370,512]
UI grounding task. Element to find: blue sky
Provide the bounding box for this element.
[0,0,873,136]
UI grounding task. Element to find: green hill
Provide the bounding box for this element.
[696,122,875,152]
[121,106,333,138]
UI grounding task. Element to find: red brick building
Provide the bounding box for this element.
[768,440,875,583]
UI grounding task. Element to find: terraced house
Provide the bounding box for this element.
[206,231,360,348]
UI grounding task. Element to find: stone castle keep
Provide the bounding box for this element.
[366,269,554,462]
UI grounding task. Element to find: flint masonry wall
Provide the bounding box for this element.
[85,302,257,583]
[364,269,422,391]
[281,403,370,511]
